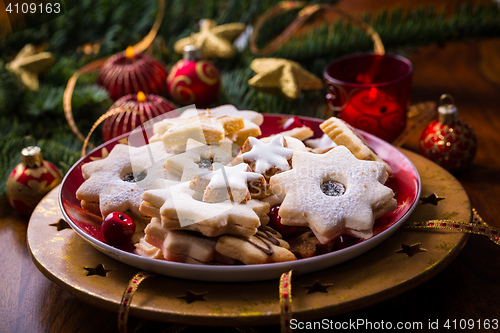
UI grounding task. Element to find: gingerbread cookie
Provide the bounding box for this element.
[240,136,294,182]
[269,146,396,243]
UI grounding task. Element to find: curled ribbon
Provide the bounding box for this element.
[250,1,385,57]
[403,208,500,246]
[63,0,165,147]
[80,106,147,157]
[118,271,154,333]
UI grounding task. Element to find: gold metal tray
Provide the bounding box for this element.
[27,149,469,326]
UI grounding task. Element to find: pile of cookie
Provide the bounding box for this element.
[75,105,396,265]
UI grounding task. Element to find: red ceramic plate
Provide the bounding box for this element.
[59,114,420,282]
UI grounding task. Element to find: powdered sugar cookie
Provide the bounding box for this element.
[164,138,235,182]
[76,141,175,218]
[269,146,396,243]
[140,182,270,237]
[190,163,267,203]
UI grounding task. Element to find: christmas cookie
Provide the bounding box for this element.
[190,163,267,203]
[180,105,264,147]
[240,136,294,182]
[140,181,270,238]
[215,226,297,264]
[269,146,396,243]
[152,109,244,146]
[305,133,337,153]
[164,138,234,181]
[144,218,219,264]
[319,117,388,166]
[76,141,175,219]
[134,236,164,260]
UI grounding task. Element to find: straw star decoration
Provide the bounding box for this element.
[6,44,54,91]
[174,19,245,59]
[248,58,323,99]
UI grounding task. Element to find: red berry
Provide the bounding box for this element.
[102,212,136,247]
[334,234,360,250]
[268,205,299,236]
[282,116,312,131]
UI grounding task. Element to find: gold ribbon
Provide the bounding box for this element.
[63,0,165,145]
[403,208,500,246]
[118,271,154,333]
[80,106,147,157]
[250,1,385,57]
[279,270,293,333]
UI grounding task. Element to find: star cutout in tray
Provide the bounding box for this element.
[396,243,427,257]
[177,290,208,304]
[49,219,71,231]
[302,280,333,294]
[84,264,113,277]
[419,193,445,205]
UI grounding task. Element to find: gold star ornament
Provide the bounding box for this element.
[174,19,245,59]
[248,58,323,99]
[6,44,54,91]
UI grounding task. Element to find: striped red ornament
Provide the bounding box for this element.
[98,47,169,101]
[101,91,177,142]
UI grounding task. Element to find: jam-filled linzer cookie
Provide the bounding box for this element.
[269,146,396,244]
[75,141,175,219]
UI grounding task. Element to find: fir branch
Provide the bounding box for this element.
[273,2,500,64]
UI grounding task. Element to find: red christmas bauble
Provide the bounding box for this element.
[102,91,178,142]
[419,94,477,173]
[6,145,63,216]
[97,47,168,101]
[166,45,220,107]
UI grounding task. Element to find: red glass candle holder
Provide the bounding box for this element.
[324,53,413,142]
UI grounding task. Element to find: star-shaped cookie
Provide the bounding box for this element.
[174,19,245,59]
[248,58,323,99]
[142,181,269,237]
[76,141,175,218]
[269,146,396,244]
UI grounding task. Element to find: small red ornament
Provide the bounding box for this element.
[419,94,477,173]
[102,212,135,247]
[166,45,220,107]
[102,91,178,142]
[6,141,63,216]
[97,46,168,100]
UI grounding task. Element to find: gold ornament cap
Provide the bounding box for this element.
[22,146,43,168]
[183,45,202,61]
[437,94,458,125]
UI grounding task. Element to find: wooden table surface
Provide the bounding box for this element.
[2,3,500,333]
